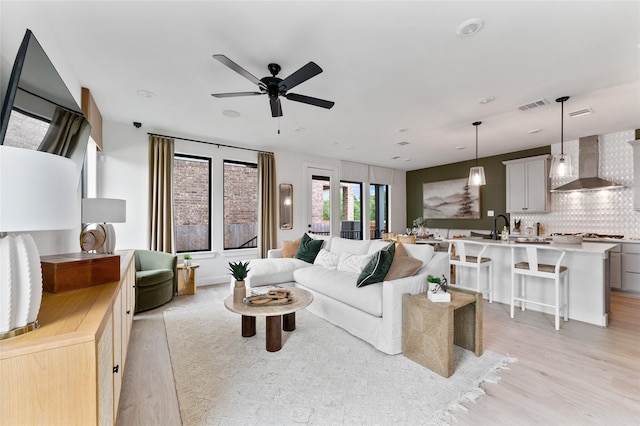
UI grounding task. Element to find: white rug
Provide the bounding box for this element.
[164,296,516,425]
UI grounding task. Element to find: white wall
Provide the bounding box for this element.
[99,121,406,285]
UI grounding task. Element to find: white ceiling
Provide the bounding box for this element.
[2,1,639,170]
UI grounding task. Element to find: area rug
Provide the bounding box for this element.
[164,296,516,425]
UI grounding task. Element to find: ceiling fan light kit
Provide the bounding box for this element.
[468,121,486,186]
[211,54,335,118]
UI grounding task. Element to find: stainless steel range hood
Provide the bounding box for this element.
[550,135,624,192]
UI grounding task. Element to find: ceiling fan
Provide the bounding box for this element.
[211,54,335,117]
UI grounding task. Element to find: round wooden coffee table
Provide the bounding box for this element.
[224,287,313,352]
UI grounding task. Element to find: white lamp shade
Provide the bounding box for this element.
[82,198,126,223]
[0,146,77,232]
[549,154,573,178]
[468,166,486,186]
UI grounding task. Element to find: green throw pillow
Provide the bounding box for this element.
[294,233,324,263]
[357,243,396,287]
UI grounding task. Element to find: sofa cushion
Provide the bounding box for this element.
[337,252,372,274]
[384,242,423,281]
[282,239,301,258]
[313,249,339,269]
[329,237,371,255]
[136,269,173,288]
[357,243,395,287]
[294,233,324,263]
[403,244,436,275]
[294,266,383,317]
[247,258,311,287]
[310,233,332,251]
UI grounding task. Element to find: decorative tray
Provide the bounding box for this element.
[244,289,294,306]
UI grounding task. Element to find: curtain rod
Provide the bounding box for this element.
[147,132,273,154]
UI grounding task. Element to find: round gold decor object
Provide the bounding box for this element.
[80,223,107,252]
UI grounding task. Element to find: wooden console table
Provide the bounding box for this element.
[177,263,199,295]
[0,250,135,425]
[402,288,483,377]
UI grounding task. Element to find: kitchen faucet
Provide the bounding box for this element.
[492,214,510,240]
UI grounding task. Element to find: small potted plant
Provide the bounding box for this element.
[183,254,192,267]
[228,261,250,303]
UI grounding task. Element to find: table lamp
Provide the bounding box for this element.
[0,146,77,340]
[81,198,126,254]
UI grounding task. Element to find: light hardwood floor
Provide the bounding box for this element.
[117,286,640,425]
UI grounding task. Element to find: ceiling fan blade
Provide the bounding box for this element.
[285,93,335,109]
[270,98,283,117]
[278,62,323,92]
[213,54,267,90]
[211,91,263,98]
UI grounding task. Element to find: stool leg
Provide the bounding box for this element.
[488,262,493,303]
[476,264,481,294]
[521,276,526,312]
[564,272,569,322]
[510,270,515,319]
[555,275,560,331]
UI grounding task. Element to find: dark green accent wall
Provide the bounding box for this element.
[406,146,551,231]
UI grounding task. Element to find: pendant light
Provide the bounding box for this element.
[468,121,486,186]
[549,96,573,178]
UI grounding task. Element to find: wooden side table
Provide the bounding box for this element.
[402,288,483,377]
[177,263,199,295]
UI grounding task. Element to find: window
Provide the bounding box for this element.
[173,154,211,253]
[224,160,258,250]
[340,181,362,240]
[4,108,49,150]
[310,174,331,235]
[370,184,389,239]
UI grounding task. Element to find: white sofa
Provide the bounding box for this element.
[245,236,448,355]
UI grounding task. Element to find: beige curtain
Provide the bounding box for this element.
[148,135,175,253]
[38,107,90,157]
[258,152,277,258]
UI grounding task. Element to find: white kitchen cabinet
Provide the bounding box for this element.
[503,154,551,213]
[629,140,640,211]
[622,243,640,293]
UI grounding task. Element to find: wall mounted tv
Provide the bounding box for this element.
[0,29,90,182]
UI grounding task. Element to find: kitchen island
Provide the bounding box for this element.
[447,239,620,327]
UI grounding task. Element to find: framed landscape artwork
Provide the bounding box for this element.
[423,178,480,219]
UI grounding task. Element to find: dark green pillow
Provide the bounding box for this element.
[357,243,396,287]
[294,233,324,263]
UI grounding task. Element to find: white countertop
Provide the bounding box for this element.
[449,237,620,254]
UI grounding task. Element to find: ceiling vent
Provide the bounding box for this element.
[568,108,593,118]
[517,99,550,111]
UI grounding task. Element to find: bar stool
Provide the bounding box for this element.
[510,245,568,330]
[381,232,395,242]
[447,240,493,303]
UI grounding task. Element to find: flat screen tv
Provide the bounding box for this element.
[0,29,90,181]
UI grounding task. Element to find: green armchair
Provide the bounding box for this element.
[134,249,177,313]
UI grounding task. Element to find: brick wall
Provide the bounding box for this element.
[174,157,210,251]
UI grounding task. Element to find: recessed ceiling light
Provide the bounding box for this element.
[396,128,409,133]
[136,89,155,98]
[345,145,354,150]
[479,96,495,104]
[391,156,401,160]
[528,128,543,134]
[395,141,410,146]
[456,18,484,37]
[222,110,241,118]
[403,158,411,162]
[456,146,466,150]
[293,127,306,132]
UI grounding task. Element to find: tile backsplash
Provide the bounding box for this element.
[513,129,639,238]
